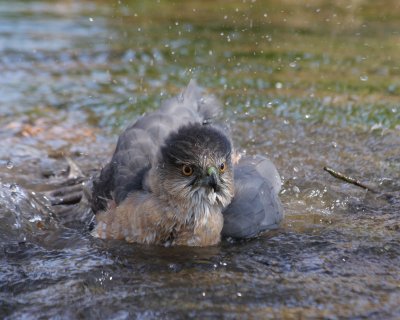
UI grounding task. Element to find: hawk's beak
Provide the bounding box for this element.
[206,166,220,192]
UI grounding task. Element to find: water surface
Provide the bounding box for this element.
[1,1,399,319]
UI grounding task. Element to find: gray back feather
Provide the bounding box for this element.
[222,155,283,238]
[91,80,222,213]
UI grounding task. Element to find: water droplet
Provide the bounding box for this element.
[360,75,368,81]
[6,160,13,169]
[29,215,42,223]
[9,184,19,200]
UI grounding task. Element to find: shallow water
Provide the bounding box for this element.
[1,0,400,319]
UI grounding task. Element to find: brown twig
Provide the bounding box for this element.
[323,166,378,193]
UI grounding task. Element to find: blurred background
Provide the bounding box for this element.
[0,1,399,319]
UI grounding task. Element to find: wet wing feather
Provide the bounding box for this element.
[222,156,283,238]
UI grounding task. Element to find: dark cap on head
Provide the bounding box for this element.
[161,124,231,165]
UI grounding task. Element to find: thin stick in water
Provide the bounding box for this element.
[323,166,378,193]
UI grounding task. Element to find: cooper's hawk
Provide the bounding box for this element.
[91,80,283,246]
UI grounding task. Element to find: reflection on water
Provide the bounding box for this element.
[0,0,399,318]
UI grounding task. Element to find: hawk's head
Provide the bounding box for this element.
[153,123,234,209]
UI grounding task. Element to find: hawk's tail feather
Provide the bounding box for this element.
[160,79,222,124]
[183,79,222,122]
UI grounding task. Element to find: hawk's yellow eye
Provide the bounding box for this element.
[219,162,226,173]
[182,165,193,176]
